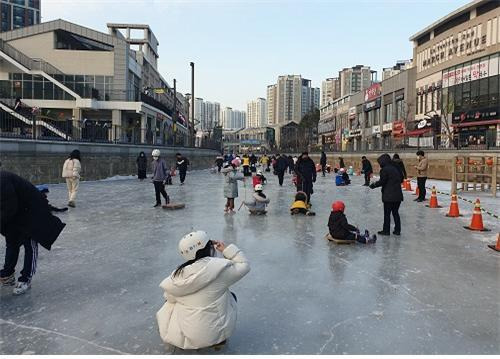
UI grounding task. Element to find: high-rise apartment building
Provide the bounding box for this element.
[339,65,376,97]
[1,0,40,32]
[267,75,320,125]
[193,98,221,130]
[221,107,246,130]
[321,77,341,105]
[382,60,413,80]
[266,84,277,125]
[247,97,267,128]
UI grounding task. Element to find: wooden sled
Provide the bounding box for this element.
[249,210,267,215]
[162,203,185,210]
[325,234,354,244]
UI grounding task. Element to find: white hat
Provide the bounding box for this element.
[339,167,345,173]
[255,184,263,191]
[178,230,210,261]
[257,170,262,175]
[152,149,160,157]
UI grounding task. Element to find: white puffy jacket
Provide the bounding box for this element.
[156,244,250,349]
[61,158,81,179]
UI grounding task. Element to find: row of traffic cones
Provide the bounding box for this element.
[407,180,497,250]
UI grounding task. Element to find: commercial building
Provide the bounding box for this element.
[222,126,275,154]
[410,0,500,149]
[321,77,340,105]
[1,0,40,32]
[339,65,376,97]
[266,84,277,125]
[0,20,190,145]
[300,78,320,116]
[247,97,267,128]
[382,60,413,80]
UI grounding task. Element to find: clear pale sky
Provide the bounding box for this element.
[43,0,470,110]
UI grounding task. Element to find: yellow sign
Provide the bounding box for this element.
[153,88,165,94]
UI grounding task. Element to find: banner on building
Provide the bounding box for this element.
[364,83,382,102]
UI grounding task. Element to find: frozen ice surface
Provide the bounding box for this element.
[0,170,499,355]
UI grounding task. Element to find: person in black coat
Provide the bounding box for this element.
[392,154,407,180]
[0,171,66,294]
[176,153,190,185]
[369,154,403,236]
[328,201,376,243]
[275,154,288,186]
[137,152,148,181]
[294,152,316,204]
[320,151,327,177]
[361,156,373,186]
[339,157,345,169]
[287,155,294,174]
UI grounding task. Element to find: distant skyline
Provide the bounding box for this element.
[43,0,470,110]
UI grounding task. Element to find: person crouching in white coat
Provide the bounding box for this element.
[156,230,250,350]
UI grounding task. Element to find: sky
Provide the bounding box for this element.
[43,0,471,110]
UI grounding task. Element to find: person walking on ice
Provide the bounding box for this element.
[176,153,190,185]
[156,230,250,350]
[151,149,170,207]
[61,149,81,208]
[243,184,270,215]
[222,158,245,213]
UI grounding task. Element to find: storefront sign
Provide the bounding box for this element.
[417,24,491,71]
[348,107,356,119]
[372,125,381,135]
[452,107,499,124]
[382,123,393,132]
[364,97,381,112]
[417,119,428,129]
[349,129,362,137]
[318,120,335,134]
[443,56,497,88]
[364,83,381,102]
[392,121,405,137]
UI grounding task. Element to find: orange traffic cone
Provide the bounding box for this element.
[426,186,442,208]
[413,186,420,196]
[464,199,490,231]
[487,233,500,252]
[445,193,461,217]
[405,179,412,191]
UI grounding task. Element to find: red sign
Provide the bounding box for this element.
[392,121,405,137]
[364,83,381,102]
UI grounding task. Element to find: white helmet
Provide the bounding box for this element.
[178,230,210,261]
[339,167,345,173]
[152,149,160,157]
[255,184,263,191]
[257,170,263,175]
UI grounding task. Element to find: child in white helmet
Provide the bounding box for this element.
[151,149,170,207]
[243,184,270,215]
[255,170,267,185]
[156,231,250,350]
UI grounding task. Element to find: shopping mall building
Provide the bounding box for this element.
[0,19,190,145]
[410,0,500,149]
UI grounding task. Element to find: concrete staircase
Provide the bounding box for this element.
[0,101,70,140]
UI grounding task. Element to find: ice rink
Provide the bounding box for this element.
[1,169,499,354]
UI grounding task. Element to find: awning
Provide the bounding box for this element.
[452,119,500,128]
[406,128,432,136]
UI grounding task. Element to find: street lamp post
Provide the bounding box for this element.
[190,62,195,147]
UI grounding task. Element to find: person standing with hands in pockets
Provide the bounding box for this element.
[62,149,81,208]
[414,150,428,202]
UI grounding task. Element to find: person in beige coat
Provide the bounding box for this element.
[414,150,428,202]
[156,230,250,350]
[61,150,81,207]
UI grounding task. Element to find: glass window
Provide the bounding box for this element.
[455,83,463,111]
[462,81,470,109]
[431,91,435,111]
[479,77,489,107]
[1,3,11,32]
[384,103,393,123]
[54,85,64,100]
[44,81,54,100]
[441,87,448,114]
[85,75,95,84]
[489,75,498,107]
[33,81,43,99]
[470,80,479,108]
[75,75,84,82]
[12,5,24,29]
[22,79,32,99]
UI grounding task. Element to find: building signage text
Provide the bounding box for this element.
[382,123,393,132]
[372,125,381,135]
[364,98,381,112]
[364,83,382,102]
